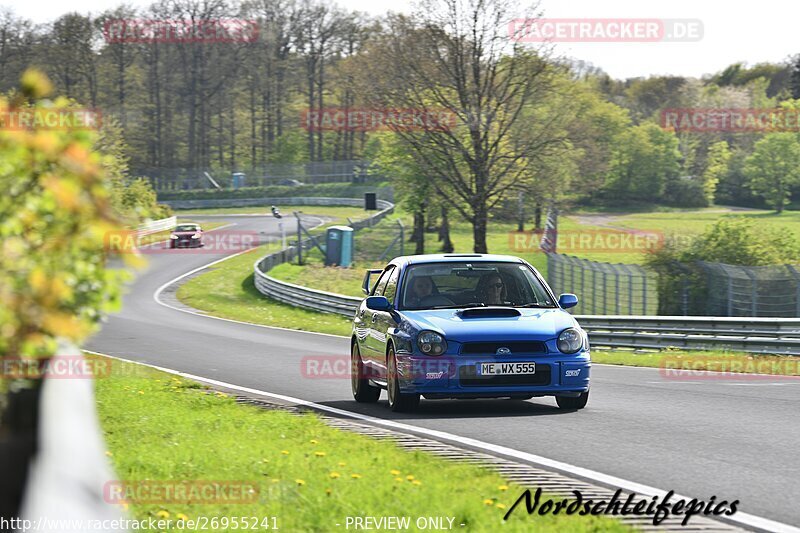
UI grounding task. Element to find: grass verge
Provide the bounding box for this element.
[96,356,629,532]
[176,244,353,336]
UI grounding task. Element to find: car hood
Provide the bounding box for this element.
[400,308,579,341]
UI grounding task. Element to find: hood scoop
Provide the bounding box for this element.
[457,307,521,319]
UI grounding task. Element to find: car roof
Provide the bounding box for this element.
[387,254,526,268]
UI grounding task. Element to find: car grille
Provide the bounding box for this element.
[459,364,551,386]
[460,341,548,355]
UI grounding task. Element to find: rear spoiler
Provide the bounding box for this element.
[362,269,384,295]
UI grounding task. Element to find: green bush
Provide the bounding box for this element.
[646,217,800,314]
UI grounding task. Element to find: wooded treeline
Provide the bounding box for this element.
[2,0,800,251]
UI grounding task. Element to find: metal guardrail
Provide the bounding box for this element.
[255,257,800,354]
[162,196,391,210]
[136,215,176,234]
[252,200,800,355]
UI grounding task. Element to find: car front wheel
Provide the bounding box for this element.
[351,342,380,403]
[387,346,419,412]
[556,391,589,410]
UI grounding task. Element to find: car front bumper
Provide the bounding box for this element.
[394,352,590,398]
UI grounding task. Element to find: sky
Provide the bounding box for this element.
[3,0,796,80]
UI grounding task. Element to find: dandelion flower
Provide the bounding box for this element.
[296,479,305,486]
[176,513,189,521]
[310,439,318,444]
[156,510,170,519]
[351,474,362,479]
[314,451,326,457]
[281,450,290,455]
[395,477,404,483]
[483,499,494,506]
[325,488,332,495]
[412,480,421,486]
[498,485,509,491]
[329,472,340,479]
[406,475,415,481]
[495,503,506,510]
[390,469,401,476]
[338,462,346,467]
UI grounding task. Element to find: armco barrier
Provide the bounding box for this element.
[255,257,800,354]
[162,196,391,211]
[137,215,176,234]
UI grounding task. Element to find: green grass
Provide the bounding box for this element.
[176,244,354,336]
[96,356,629,532]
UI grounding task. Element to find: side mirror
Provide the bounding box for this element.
[558,293,578,309]
[366,296,392,311]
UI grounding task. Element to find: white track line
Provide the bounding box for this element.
[86,350,799,533]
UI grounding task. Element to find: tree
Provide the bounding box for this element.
[356,0,568,253]
[792,55,800,100]
[700,141,730,205]
[744,133,800,213]
[603,123,681,201]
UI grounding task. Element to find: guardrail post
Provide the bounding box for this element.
[788,265,800,317]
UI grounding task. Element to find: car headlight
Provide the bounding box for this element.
[170,234,178,239]
[417,331,446,356]
[557,328,583,354]
[191,233,200,239]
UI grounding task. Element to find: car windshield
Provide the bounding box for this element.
[174,225,199,232]
[399,262,555,310]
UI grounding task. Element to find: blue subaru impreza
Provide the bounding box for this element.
[351,254,590,412]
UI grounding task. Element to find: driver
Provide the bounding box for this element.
[406,276,435,307]
[478,274,507,306]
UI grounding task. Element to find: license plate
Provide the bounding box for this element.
[478,362,536,376]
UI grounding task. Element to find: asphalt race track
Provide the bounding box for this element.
[87,213,800,529]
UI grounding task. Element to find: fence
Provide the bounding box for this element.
[142,160,378,191]
[546,253,659,315]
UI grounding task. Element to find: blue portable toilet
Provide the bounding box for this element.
[232,172,246,188]
[325,226,354,267]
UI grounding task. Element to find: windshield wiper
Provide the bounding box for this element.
[428,303,486,310]
[514,303,554,308]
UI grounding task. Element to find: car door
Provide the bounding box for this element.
[362,266,394,370]
[370,266,400,379]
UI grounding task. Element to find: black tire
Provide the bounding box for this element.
[387,346,420,412]
[556,391,589,410]
[351,342,380,403]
